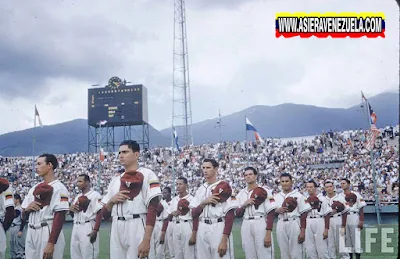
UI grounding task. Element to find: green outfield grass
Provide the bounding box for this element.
[6,222,398,258]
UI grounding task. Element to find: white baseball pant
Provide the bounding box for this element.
[196,220,234,259]
[166,223,174,258]
[70,221,99,259]
[305,217,329,259]
[25,222,65,259]
[328,215,349,259]
[152,220,169,259]
[241,217,274,259]
[172,220,196,259]
[110,216,155,259]
[345,213,362,254]
[0,225,6,259]
[276,218,305,259]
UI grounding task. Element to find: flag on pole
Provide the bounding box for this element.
[362,93,380,151]
[173,127,181,152]
[98,120,107,126]
[245,117,264,143]
[34,105,43,127]
[100,148,105,162]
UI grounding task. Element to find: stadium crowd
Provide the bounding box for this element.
[0,128,398,205]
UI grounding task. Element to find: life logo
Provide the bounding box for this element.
[275,12,385,38]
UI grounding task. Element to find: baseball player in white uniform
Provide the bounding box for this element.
[152,187,172,259]
[305,180,332,259]
[235,166,277,259]
[10,194,26,259]
[190,158,238,259]
[70,174,102,259]
[274,173,311,259]
[99,140,162,259]
[166,177,197,259]
[0,178,15,259]
[323,180,349,259]
[21,154,70,259]
[339,179,366,259]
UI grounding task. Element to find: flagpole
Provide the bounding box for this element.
[362,93,381,225]
[97,123,102,192]
[171,127,176,196]
[32,105,36,178]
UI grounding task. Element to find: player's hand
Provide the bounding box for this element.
[87,230,98,243]
[171,210,181,217]
[340,227,346,236]
[323,228,328,240]
[110,190,130,204]
[17,231,23,238]
[298,229,305,244]
[201,194,220,207]
[358,220,363,230]
[137,239,150,258]
[159,232,165,244]
[264,233,272,248]
[188,232,196,246]
[218,239,228,257]
[243,198,255,207]
[26,201,41,212]
[276,207,288,214]
[332,209,337,215]
[43,243,55,259]
[69,204,80,213]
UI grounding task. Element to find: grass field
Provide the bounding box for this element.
[6,222,398,258]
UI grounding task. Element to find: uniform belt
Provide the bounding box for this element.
[157,218,167,222]
[307,215,323,219]
[202,218,224,224]
[28,222,50,229]
[244,215,264,220]
[175,219,192,224]
[331,213,342,218]
[116,214,141,221]
[74,220,92,225]
[281,217,299,222]
[347,211,359,215]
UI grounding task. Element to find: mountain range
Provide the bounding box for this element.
[0,92,398,156]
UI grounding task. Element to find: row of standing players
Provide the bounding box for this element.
[0,140,366,259]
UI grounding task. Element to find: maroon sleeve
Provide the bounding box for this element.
[161,218,169,232]
[235,207,245,218]
[145,198,159,227]
[359,208,364,221]
[191,206,203,219]
[223,209,234,236]
[341,212,347,227]
[2,207,15,231]
[157,203,164,217]
[168,214,173,222]
[93,210,103,231]
[266,210,275,230]
[324,213,330,229]
[192,217,199,231]
[300,212,307,229]
[102,206,112,220]
[48,211,66,244]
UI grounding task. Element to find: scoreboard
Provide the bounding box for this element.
[88,82,148,127]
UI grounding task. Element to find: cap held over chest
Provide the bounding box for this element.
[177,199,190,216]
[282,196,298,212]
[250,187,268,209]
[33,183,54,208]
[211,181,232,205]
[76,196,91,212]
[0,178,9,194]
[307,196,322,211]
[120,171,144,200]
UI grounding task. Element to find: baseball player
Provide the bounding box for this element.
[166,177,197,259]
[0,178,15,259]
[274,173,311,259]
[99,140,162,259]
[323,181,349,259]
[339,179,366,259]
[152,187,172,259]
[305,180,332,259]
[190,158,238,259]
[10,194,25,259]
[235,166,277,259]
[21,153,70,259]
[70,174,102,259]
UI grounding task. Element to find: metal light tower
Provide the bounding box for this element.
[172,0,193,147]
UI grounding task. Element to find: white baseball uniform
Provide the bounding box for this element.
[339,191,366,254]
[70,189,102,259]
[274,190,311,259]
[99,168,162,259]
[236,187,277,259]
[323,194,350,259]
[152,199,172,259]
[21,180,70,259]
[167,193,196,259]
[0,185,14,259]
[190,180,238,259]
[305,194,332,259]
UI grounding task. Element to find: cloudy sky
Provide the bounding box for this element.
[0,0,398,135]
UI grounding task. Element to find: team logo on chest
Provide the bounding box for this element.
[35,194,41,200]
[126,182,132,188]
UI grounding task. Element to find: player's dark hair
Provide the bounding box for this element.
[307,179,318,187]
[119,140,140,153]
[244,166,258,175]
[203,158,219,168]
[324,180,334,186]
[341,178,350,185]
[39,154,58,170]
[177,177,188,185]
[79,174,90,183]
[280,172,292,181]
[14,194,21,201]
[163,187,172,193]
